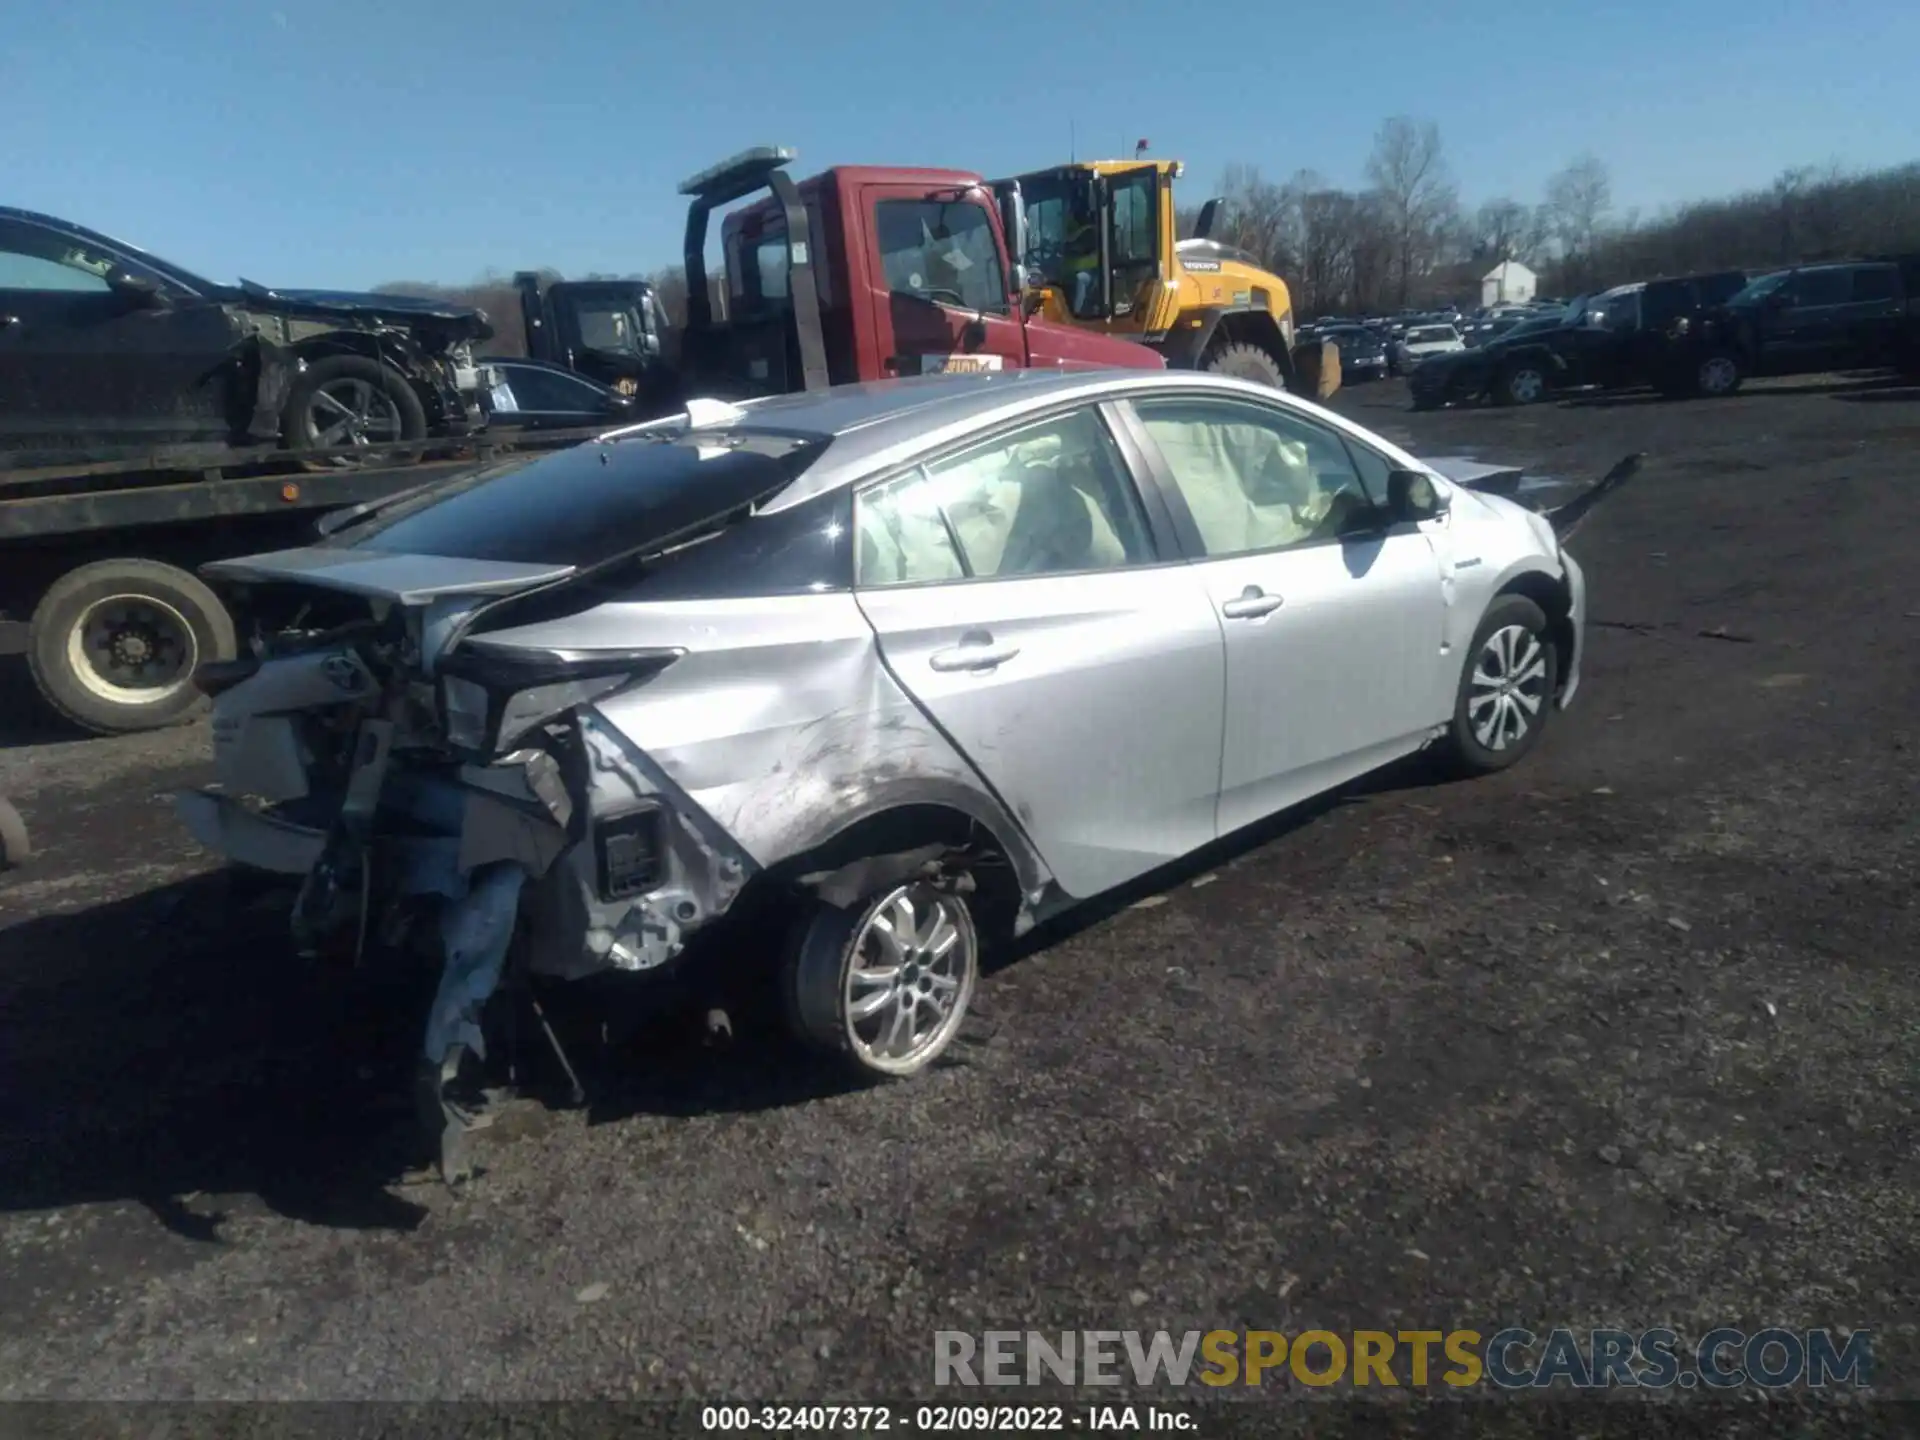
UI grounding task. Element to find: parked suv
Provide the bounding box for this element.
[1411,272,1749,408]
[1683,259,1920,395]
[0,207,494,468]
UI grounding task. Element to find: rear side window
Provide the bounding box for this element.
[1851,266,1898,302]
[856,408,1153,585]
[874,199,1007,314]
[337,432,828,567]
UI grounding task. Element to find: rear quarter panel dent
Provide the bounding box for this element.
[558,594,1048,890]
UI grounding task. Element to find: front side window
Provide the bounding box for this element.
[873,199,1007,314]
[1791,269,1851,307]
[1851,266,1897,302]
[0,221,111,292]
[1132,397,1381,558]
[856,408,1154,586]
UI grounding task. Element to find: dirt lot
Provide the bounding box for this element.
[1,373,1916,1431]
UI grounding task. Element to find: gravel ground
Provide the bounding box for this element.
[1,372,1916,1433]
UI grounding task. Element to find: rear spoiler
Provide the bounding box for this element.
[679,147,829,394]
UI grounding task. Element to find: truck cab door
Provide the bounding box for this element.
[857,183,1030,377]
[543,281,657,394]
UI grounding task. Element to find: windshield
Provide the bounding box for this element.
[331,430,829,567]
[1329,329,1380,351]
[1407,327,1456,344]
[1727,271,1790,305]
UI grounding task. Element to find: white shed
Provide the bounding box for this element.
[1481,260,1538,308]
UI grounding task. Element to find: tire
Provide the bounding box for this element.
[1436,594,1559,777]
[1695,351,1742,397]
[28,558,236,735]
[1497,363,1550,406]
[1200,340,1287,390]
[0,797,28,869]
[282,354,428,471]
[782,878,979,1080]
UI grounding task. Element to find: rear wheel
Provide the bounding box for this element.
[27,558,236,734]
[1200,340,1287,390]
[783,879,979,1079]
[1696,351,1742,397]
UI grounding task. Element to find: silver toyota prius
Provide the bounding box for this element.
[178,368,1593,1094]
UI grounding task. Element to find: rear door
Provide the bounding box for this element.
[852,402,1226,899]
[855,183,1031,379]
[1116,392,1450,836]
[1839,264,1904,363]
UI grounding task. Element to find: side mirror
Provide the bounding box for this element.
[107,270,167,309]
[1386,469,1448,523]
[1008,262,1029,295]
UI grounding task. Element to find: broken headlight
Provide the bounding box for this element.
[435,646,682,758]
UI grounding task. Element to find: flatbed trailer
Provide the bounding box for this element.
[0,427,607,735]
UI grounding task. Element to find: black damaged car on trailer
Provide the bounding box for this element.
[0,206,496,470]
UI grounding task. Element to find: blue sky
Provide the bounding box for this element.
[5,0,1914,290]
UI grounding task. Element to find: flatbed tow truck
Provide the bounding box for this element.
[3,145,1162,737]
[0,427,614,734]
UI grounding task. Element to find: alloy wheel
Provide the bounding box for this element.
[1468,623,1549,751]
[1699,356,1739,395]
[1507,368,1546,404]
[841,883,977,1075]
[304,378,404,462]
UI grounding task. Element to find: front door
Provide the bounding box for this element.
[857,183,1031,379]
[0,217,236,453]
[1118,393,1450,836]
[851,403,1226,899]
[1764,268,1852,371]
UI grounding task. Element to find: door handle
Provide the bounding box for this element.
[929,631,1021,673]
[1221,586,1284,620]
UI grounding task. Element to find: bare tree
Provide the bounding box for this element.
[1212,164,1295,276]
[1471,197,1543,265]
[1544,154,1614,286]
[1365,117,1455,308]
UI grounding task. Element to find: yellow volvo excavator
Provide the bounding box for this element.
[994,159,1339,398]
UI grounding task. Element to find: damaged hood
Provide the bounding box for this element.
[236,280,494,343]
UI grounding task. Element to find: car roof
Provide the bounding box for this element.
[637,369,1395,514]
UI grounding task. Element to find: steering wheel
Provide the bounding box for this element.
[918,286,967,307]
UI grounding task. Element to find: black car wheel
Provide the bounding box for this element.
[1498,364,1550,406]
[283,355,428,471]
[1696,352,1742,397]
